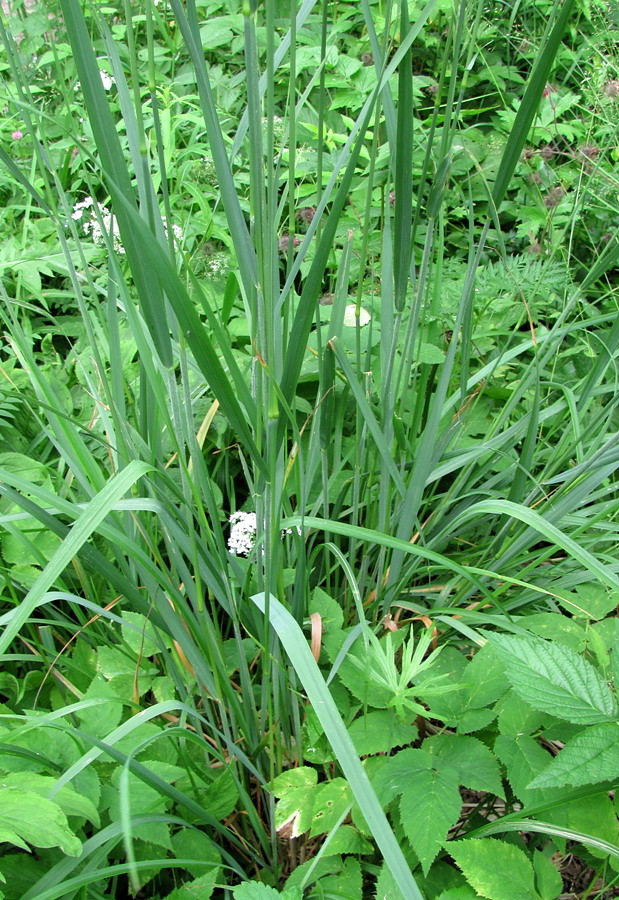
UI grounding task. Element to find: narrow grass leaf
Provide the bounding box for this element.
[0,460,151,655]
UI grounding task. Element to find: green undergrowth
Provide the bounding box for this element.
[0,0,618,895]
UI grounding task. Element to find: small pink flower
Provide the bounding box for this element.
[11,130,23,140]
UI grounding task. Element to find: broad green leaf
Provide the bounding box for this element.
[528,723,619,789]
[310,588,344,632]
[565,794,619,859]
[233,884,301,899]
[519,613,586,651]
[494,734,558,806]
[348,711,417,757]
[199,769,239,822]
[424,735,504,797]
[0,787,81,856]
[376,749,463,874]
[489,634,617,724]
[463,643,510,709]
[375,863,405,900]
[311,858,362,899]
[310,778,352,837]
[456,708,498,734]
[321,825,373,857]
[163,871,220,900]
[437,889,478,899]
[272,766,317,796]
[496,691,550,738]
[401,765,462,874]
[449,838,538,900]
[417,342,446,364]
[0,773,99,826]
[120,611,166,655]
[532,852,562,900]
[171,828,220,880]
[77,675,124,740]
[274,769,316,838]
[557,585,619,622]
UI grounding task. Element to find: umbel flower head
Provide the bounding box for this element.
[71,197,182,254]
[227,511,257,556]
[227,511,301,556]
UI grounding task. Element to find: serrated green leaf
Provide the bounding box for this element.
[348,711,417,757]
[489,634,617,724]
[321,825,373,857]
[456,707,498,734]
[77,675,124,739]
[424,735,504,798]
[532,851,562,900]
[417,342,445,364]
[233,883,301,899]
[399,762,462,874]
[314,857,362,899]
[528,723,619,789]
[272,766,317,796]
[496,690,549,738]
[0,787,81,856]
[464,644,510,709]
[163,870,220,899]
[375,863,405,900]
[275,787,315,838]
[0,773,99,825]
[558,585,619,622]
[494,734,558,806]
[310,778,352,837]
[519,613,586,651]
[449,838,537,900]
[310,588,344,632]
[437,889,478,899]
[171,828,220,880]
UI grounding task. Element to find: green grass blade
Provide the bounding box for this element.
[491,0,576,208]
[0,460,151,655]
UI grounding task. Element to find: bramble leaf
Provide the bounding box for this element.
[449,838,538,900]
[489,634,617,724]
[529,723,619,788]
[424,734,504,797]
[0,787,81,856]
[399,765,462,874]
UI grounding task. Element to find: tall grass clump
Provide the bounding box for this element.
[1,0,619,894]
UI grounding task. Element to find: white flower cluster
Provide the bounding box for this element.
[227,512,302,557]
[71,197,182,254]
[72,196,125,253]
[99,70,115,91]
[228,511,256,557]
[205,252,228,277]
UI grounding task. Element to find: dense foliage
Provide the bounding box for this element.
[0,0,619,896]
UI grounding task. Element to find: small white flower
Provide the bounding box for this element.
[343,304,371,327]
[228,511,256,556]
[99,70,115,90]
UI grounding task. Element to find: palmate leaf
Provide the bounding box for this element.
[528,723,619,789]
[449,838,538,900]
[488,634,617,724]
